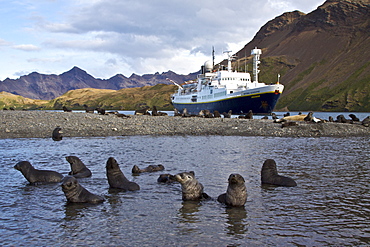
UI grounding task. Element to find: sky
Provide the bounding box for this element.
[0,0,325,80]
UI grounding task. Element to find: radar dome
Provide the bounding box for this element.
[204,60,213,73]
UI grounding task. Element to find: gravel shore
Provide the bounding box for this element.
[1,111,369,139]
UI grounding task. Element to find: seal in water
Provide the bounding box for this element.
[52,127,63,141]
[174,171,209,200]
[132,164,165,174]
[261,159,297,187]
[106,157,140,191]
[157,173,176,183]
[217,173,247,207]
[14,161,63,184]
[66,156,92,178]
[61,176,105,203]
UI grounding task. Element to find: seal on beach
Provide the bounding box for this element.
[14,161,63,184]
[61,176,105,204]
[52,127,63,141]
[66,156,92,178]
[261,159,297,187]
[106,157,140,191]
[174,171,209,201]
[157,173,176,183]
[132,164,165,174]
[274,114,307,123]
[217,174,247,207]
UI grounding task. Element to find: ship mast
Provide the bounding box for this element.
[223,51,235,72]
[251,48,261,83]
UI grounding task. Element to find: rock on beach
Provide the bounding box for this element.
[0,111,369,139]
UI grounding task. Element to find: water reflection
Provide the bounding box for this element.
[0,136,369,246]
[224,207,248,236]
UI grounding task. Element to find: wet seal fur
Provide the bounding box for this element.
[61,176,105,203]
[217,174,247,207]
[132,164,165,174]
[174,171,209,200]
[66,156,92,178]
[14,161,63,184]
[157,173,176,183]
[106,157,140,191]
[52,127,63,141]
[261,159,297,187]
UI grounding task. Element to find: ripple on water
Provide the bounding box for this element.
[0,136,369,246]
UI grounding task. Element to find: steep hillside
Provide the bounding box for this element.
[229,0,370,111]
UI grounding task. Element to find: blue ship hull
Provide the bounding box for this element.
[172,92,281,115]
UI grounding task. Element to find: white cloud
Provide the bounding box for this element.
[0,0,325,80]
[13,44,41,51]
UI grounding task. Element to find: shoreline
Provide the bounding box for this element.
[1,111,369,139]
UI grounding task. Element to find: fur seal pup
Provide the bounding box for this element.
[14,161,63,184]
[261,159,297,187]
[217,174,247,207]
[132,164,165,174]
[106,157,140,191]
[157,173,176,183]
[52,127,63,141]
[66,156,92,178]
[174,171,209,201]
[61,176,105,203]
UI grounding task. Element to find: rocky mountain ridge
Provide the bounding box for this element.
[0,67,198,100]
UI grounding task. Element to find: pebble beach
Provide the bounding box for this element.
[1,110,369,139]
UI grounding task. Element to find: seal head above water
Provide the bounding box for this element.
[261,159,297,187]
[14,161,63,184]
[217,173,247,207]
[61,176,105,204]
[174,171,209,201]
[106,157,140,191]
[66,156,92,178]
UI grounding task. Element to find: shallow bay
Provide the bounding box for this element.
[1,135,369,246]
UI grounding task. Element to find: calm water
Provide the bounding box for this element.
[1,135,369,246]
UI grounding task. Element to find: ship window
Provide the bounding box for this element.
[230,91,233,94]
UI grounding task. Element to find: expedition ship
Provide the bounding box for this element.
[171,48,284,115]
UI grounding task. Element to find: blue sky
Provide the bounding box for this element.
[0,0,324,80]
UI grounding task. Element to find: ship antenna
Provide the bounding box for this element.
[212,46,215,69]
[251,47,262,83]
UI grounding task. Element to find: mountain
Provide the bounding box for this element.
[228,0,370,111]
[1,0,369,112]
[0,67,198,100]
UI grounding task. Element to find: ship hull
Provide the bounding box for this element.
[172,91,282,115]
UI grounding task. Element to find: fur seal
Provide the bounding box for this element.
[66,156,92,178]
[174,171,209,201]
[348,114,359,122]
[274,114,307,123]
[14,161,63,184]
[132,164,165,174]
[106,157,140,191]
[52,127,63,141]
[157,173,176,183]
[217,174,247,207]
[61,176,105,203]
[261,159,297,187]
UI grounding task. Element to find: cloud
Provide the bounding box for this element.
[1,0,325,80]
[13,44,41,51]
